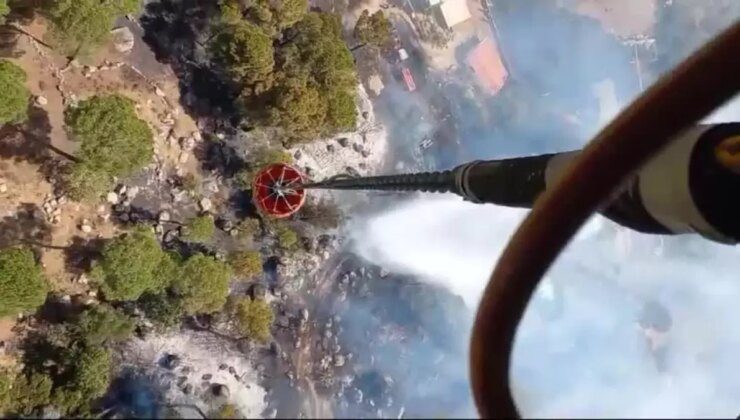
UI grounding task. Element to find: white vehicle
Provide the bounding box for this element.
[398,48,409,61]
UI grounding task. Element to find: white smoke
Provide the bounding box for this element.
[352,188,740,417]
[349,39,740,420]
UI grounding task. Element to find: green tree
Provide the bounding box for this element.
[0,247,48,317]
[266,12,358,142]
[52,347,112,415]
[229,250,263,278]
[137,292,184,330]
[173,254,232,315]
[73,305,135,346]
[235,218,262,241]
[45,0,141,56]
[0,60,30,126]
[92,228,177,301]
[0,0,9,24]
[353,10,392,48]
[234,297,273,342]
[183,215,216,243]
[0,371,53,416]
[267,80,328,141]
[249,0,307,31]
[64,95,153,201]
[269,221,298,251]
[210,21,275,86]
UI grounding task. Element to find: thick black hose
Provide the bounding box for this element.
[301,169,458,193]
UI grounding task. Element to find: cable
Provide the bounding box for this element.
[469,20,740,418]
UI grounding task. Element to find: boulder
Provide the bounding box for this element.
[110,27,135,53]
[337,137,349,147]
[199,197,212,212]
[106,192,119,204]
[35,96,48,107]
[158,211,171,222]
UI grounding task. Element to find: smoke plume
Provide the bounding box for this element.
[351,1,740,417]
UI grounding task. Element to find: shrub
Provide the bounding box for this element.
[229,250,263,279]
[64,95,152,201]
[234,297,273,342]
[73,305,135,346]
[0,247,48,317]
[0,60,30,125]
[173,254,232,315]
[92,228,178,301]
[183,215,216,243]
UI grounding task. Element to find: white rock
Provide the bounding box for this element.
[110,27,135,53]
[0,183,7,193]
[106,192,119,204]
[155,87,166,97]
[126,186,140,198]
[116,184,127,195]
[158,210,171,222]
[80,224,92,233]
[77,274,89,285]
[192,131,202,141]
[35,96,48,107]
[199,197,212,212]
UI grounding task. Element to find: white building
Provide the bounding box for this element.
[437,0,472,29]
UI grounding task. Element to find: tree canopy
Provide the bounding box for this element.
[137,291,185,330]
[266,12,357,142]
[229,250,263,278]
[0,60,30,126]
[64,95,153,200]
[45,0,141,56]
[269,221,298,251]
[0,371,53,416]
[72,305,135,346]
[0,247,48,317]
[0,0,8,23]
[209,10,358,143]
[173,254,232,315]
[210,20,275,87]
[92,228,177,301]
[353,10,392,48]
[183,215,216,243]
[234,297,274,342]
[52,346,112,415]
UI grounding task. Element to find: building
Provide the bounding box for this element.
[465,37,508,95]
[436,0,471,29]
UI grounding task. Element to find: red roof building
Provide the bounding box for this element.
[466,37,508,95]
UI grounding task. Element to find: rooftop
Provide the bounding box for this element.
[465,37,509,95]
